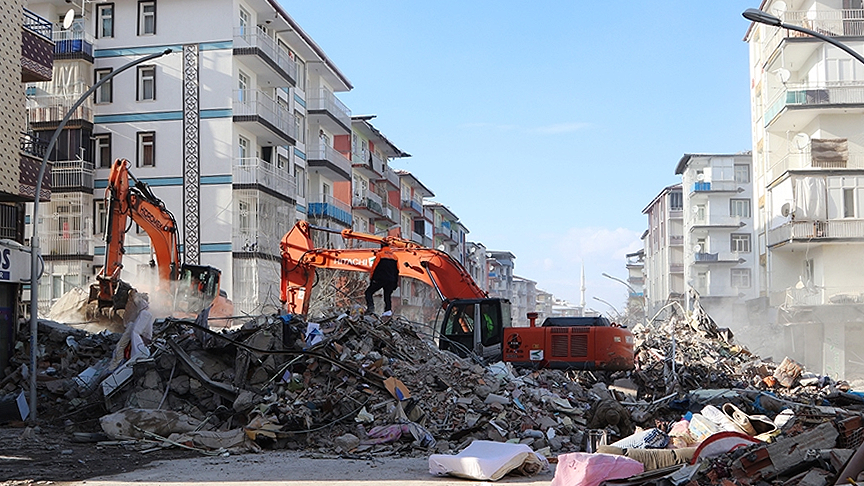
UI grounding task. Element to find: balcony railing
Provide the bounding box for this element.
[52,160,94,191]
[27,93,93,125]
[233,28,297,82]
[768,219,864,246]
[762,9,864,58]
[233,89,297,141]
[307,88,351,130]
[777,285,864,307]
[691,181,739,193]
[43,230,93,256]
[233,157,296,196]
[378,167,400,188]
[353,151,386,176]
[52,29,93,58]
[306,143,352,178]
[765,81,864,125]
[410,231,423,244]
[767,151,864,183]
[308,194,352,226]
[20,132,47,159]
[691,215,747,228]
[379,201,397,222]
[401,198,423,214]
[23,9,52,40]
[353,190,383,214]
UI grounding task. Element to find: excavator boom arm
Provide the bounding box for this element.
[280,221,486,314]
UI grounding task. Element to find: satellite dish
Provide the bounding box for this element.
[794,132,810,150]
[781,203,791,217]
[774,68,791,84]
[771,1,787,17]
[693,244,702,252]
[62,9,75,30]
[696,173,705,181]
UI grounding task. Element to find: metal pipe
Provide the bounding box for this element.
[28,48,172,424]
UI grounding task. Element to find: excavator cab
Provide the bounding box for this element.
[439,298,510,362]
[175,264,221,314]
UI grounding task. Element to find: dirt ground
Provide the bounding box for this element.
[0,425,557,486]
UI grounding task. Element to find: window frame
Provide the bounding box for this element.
[94,133,112,168]
[730,198,751,218]
[734,164,750,183]
[731,268,752,288]
[96,3,114,39]
[730,233,751,253]
[843,187,856,218]
[138,0,156,35]
[137,65,156,101]
[94,68,113,104]
[137,131,155,168]
[94,199,107,236]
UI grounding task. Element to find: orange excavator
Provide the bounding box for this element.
[90,158,221,313]
[280,220,634,370]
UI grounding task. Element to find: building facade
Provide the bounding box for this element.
[642,184,685,316]
[745,0,864,379]
[675,152,758,332]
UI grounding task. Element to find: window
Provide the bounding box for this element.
[669,191,683,210]
[137,132,155,167]
[844,188,856,218]
[138,1,156,35]
[294,165,305,197]
[295,58,305,91]
[238,70,249,102]
[731,233,751,253]
[294,112,305,143]
[94,134,112,168]
[696,204,706,222]
[97,4,114,38]
[94,68,113,104]
[94,200,107,236]
[731,268,752,288]
[277,154,288,170]
[137,66,156,101]
[238,135,249,160]
[730,199,751,218]
[238,6,250,38]
[734,164,750,183]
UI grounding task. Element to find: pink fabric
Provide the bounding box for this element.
[551,453,644,486]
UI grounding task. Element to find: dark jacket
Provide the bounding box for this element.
[371,247,398,284]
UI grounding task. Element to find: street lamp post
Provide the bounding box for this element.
[28,48,172,423]
[602,272,646,326]
[592,296,621,320]
[743,8,864,65]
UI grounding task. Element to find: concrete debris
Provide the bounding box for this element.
[3,296,864,485]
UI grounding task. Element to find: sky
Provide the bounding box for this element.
[282,1,759,315]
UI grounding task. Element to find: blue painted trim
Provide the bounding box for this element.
[201,175,232,184]
[95,45,184,58]
[294,148,306,160]
[95,111,183,123]
[296,204,306,213]
[294,94,306,108]
[95,177,183,189]
[200,41,232,51]
[202,243,232,252]
[24,215,30,224]
[201,108,232,118]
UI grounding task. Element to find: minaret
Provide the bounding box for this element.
[580,262,586,308]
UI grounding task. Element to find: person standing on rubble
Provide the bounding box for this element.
[365,243,399,317]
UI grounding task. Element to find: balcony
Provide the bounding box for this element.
[233,157,296,199]
[765,82,864,128]
[352,190,384,217]
[307,88,351,133]
[690,181,740,193]
[307,144,352,181]
[767,151,864,184]
[352,152,385,178]
[762,9,864,61]
[308,194,352,227]
[693,252,743,264]
[411,231,423,244]
[52,160,94,193]
[27,92,93,130]
[43,230,93,258]
[774,285,864,308]
[18,135,51,202]
[690,216,747,230]
[376,201,398,223]
[53,29,93,62]
[401,198,423,215]
[20,132,47,160]
[0,205,19,240]
[233,28,297,87]
[378,166,400,189]
[22,9,53,83]
[233,89,296,146]
[435,226,455,242]
[768,219,864,248]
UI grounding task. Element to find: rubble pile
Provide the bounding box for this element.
[2,297,864,484]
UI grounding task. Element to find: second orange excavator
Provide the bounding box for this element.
[90,158,221,314]
[280,220,634,370]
